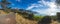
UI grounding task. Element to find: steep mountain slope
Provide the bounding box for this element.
[0,10,37,24]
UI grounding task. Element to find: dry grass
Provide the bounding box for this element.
[16,13,37,24]
[0,10,7,14]
[51,20,59,24]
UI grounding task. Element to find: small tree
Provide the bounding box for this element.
[0,0,11,11]
[56,12,60,22]
[55,0,60,6]
[38,16,51,24]
[28,13,34,20]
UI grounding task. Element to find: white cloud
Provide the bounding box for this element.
[26,0,60,16]
[26,4,35,10]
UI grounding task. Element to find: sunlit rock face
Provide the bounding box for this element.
[0,12,16,24]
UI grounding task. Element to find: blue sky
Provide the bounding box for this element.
[7,0,40,9]
[0,0,60,16]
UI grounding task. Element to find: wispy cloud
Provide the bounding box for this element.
[11,3,15,6]
[16,0,20,2]
[26,0,60,16]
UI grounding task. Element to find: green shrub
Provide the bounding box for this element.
[33,16,44,21]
